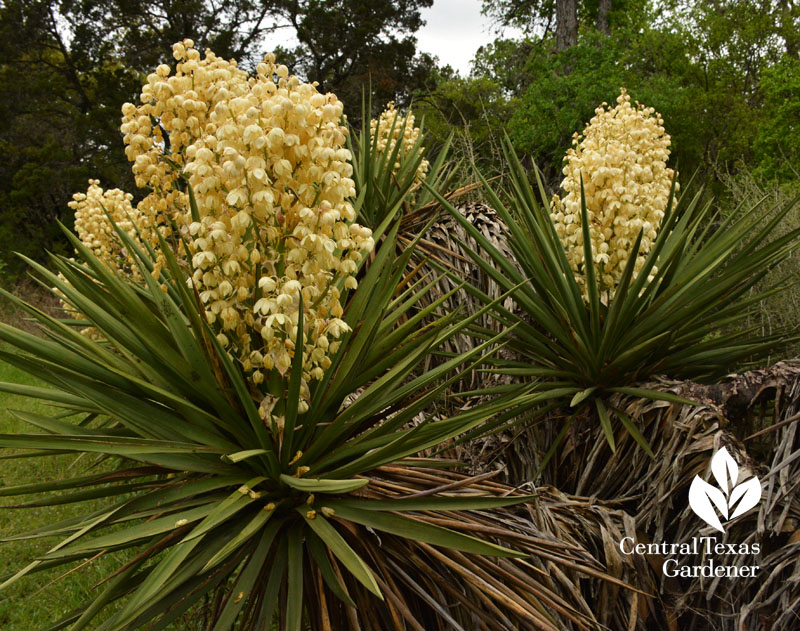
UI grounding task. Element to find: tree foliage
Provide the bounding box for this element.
[754,55,800,181]
[266,0,435,114]
[451,0,800,189]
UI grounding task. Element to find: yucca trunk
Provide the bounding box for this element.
[470,362,800,630]
[410,201,522,388]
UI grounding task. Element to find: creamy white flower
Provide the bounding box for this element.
[551,89,678,300]
[370,102,429,181]
[72,40,374,403]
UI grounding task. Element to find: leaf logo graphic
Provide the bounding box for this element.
[688,447,761,532]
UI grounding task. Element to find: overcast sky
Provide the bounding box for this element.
[416,0,506,75]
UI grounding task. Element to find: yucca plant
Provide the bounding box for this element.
[435,133,800,469]
[346,99,523,388]
[347,98,463,235]
[0,217,544,630]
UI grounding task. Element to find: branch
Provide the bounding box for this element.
[46,6,92,114]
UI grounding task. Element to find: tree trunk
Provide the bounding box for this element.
[556,0,578,51]
[597,0,611,35]
[779,0,799,59]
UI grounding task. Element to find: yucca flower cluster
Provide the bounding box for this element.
[550,88,677,299]
[75,40,374,396]
[69,181,156,282]
[370,101,429,180]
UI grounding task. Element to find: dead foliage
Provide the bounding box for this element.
[410,202,521,385]
[300,463,642,631]
[470,361,800,629]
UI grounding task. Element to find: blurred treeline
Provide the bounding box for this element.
[1,0,798,280]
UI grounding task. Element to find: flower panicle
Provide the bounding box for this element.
[70,40,375,403]
[370,101,429,181]
[550,88,678,300]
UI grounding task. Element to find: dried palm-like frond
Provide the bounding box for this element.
[346,463,666,631]
[523,485,667,630]
[413,202,520,363]
[508,362,800,631]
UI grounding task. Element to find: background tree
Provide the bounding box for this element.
[598,0,611,33]
[482,0,650,39]
[0,0,135,274]
[0,0,278,278]
[265,0,435,115]
[556,0,578,49]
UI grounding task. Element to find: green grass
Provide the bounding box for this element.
[0,361,204,631]
[0,361,121,629]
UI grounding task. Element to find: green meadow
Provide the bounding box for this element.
[0,361,205,631]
